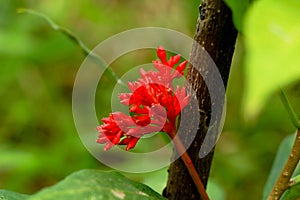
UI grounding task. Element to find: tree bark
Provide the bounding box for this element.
[164,0,237,199]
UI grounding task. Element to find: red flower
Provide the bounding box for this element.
[96,47,189,151]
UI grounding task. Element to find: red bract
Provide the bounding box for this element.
[96,47,189,151]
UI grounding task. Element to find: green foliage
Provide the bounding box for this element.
[263,133,300,199]
[223,0,253,32]
[135,167,168,194]
[243,0,300,118]
[0,170,166,200]
[0,0,200,197]
[2,0,300,199]
[207,179,226,200]
[0,190,29,200]
[282,182,300,200]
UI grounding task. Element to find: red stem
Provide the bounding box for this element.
[169,129,210,200]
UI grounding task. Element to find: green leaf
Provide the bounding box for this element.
[207,179,226,200]
[262,133,300,200]
[282,183,300,200]
[0,148,39,170]
[223,0,252,32]
[139,167,168,194]
[0,190,28,200]
[0,170,166,200]
[18,8,123,86]
[243,0,300,118]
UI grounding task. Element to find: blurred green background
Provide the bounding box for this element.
[1,1,299,199]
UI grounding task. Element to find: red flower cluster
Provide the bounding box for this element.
[96,47,189,151]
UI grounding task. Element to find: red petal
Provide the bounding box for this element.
[157,47,167,64]
[97,46,190,151]
[119,136,133,145]
[168,54,181,67]
[96,136,108,144]
[112,130,123,144]
[174,60,187,75]
[104,142,115,151]
[125,137,139,151]
[119,93,132,105]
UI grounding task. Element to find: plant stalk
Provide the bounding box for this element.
[267,129,300,200]
[169,130,209,200]
[279,89,300,129]
[18,8,125,87]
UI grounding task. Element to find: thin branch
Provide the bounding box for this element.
[279,89,300,129]
[17,8,125,87]
[169,130,210,200]
[267,129,300,200]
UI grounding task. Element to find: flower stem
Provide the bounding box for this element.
[279,89,300,129]
[18,8,125,87]
[169,130,209,200]
[267,129,300,200]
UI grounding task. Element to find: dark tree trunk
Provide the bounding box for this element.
[164,0,237,199]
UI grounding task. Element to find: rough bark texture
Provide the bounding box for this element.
[164,0,237,199]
